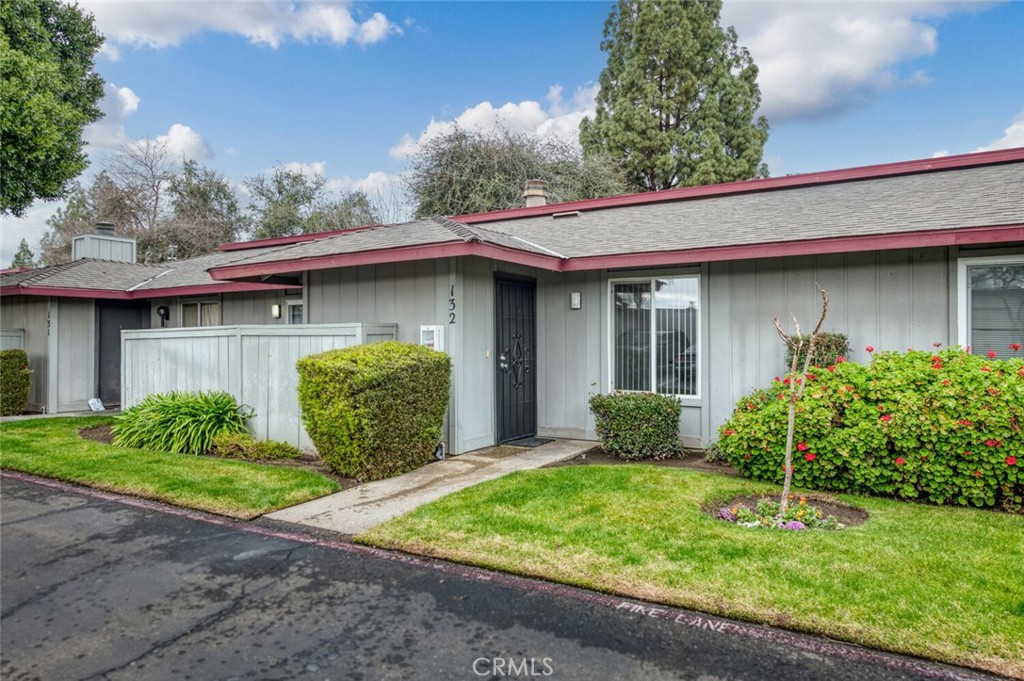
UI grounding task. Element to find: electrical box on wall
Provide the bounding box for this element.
[420,325,444,352]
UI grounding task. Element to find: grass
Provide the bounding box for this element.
[360,465,1024,677]
[0,416,339,519]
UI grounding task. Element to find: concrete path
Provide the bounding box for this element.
[266,439,594,535]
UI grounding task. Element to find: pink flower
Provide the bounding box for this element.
[826,365,836,372]
[879,414,892,422]
[1007,456,1017,466]
[958,420,971,426]
[836,356,847,363]
[973,470,982,478]
[987,350,997,358]
[805,453,817,462]
[865,345,874,353]
[895,457,906,465]
[941,379,950,386]
[985,439,1001,447]
[1010,343,1022,352]
[964,451,972,457]
[723,428,736,436]
[797,442,809,451]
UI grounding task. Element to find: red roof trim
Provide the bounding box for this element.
[218,225,381,252]
[456,147,1024,225]
[0,267,30,275]
[562,225,1024,271]
[1,281,295,300]
[208,241,565,280]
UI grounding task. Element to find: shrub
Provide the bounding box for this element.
[210,432,302,461]
[589,391,682,460]
[112,391,253,455]
[296,341,451,480]
[0,349,31,416]
[784,331,849,370]
[718,348,1023,511]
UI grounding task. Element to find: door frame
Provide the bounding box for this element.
[493,273,538,443]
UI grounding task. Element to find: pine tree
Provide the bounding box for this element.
[10,239,36,268]
[580,0,769,192]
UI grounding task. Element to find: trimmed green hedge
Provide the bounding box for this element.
[112,391,253,455]
[297,341,451,480]
[589,391,682,460]
[784,331,849,370]
[0,349,31,416]
[718,348,1023,511]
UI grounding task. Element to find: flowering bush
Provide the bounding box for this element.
[718,347,1023,511]
[716,496,844,530]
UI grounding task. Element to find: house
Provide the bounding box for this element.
[0,225,303,413]
[204,148,1024,453]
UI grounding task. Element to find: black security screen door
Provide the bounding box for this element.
[495,276,537,443]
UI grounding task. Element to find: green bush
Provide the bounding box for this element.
[297,341,451,480]
[0,349,31,416]
[211,432,302,461]
[589,391,682,460]
[784,332,849,370]
[112,391,253,455]
[718,348,1023,511]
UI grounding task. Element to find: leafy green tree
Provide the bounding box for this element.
[39,173,135,265]
[1,0,105,216]
[405,125,628,217]
[579,0,769,191]
[156,160,242,260]
[9,239,36,268]
[244,167,381,239]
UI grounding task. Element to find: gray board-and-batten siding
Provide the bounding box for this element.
[300,246,1017,452]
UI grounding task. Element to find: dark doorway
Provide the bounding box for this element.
[495,275,537,443]
[97,301,151,406]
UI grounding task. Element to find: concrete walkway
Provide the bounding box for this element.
[266,439,594,535]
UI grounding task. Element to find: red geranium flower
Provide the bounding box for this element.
[973,470,982,478]
[797,442,809,451]
[836,356,847,363]
[1010,343,1022,352]
[880,414,892,422]
[941,379,950,386]
[987,350,997,358]
[958,420,971,426]
[826,365,836,372]
[1007,456,1017,466]
[931,355,941,362]
[964,451,972,457]
[723,428,736,436]
[986,439,1001,447]
[980,366,991,373]
[865,346,874,353]
[895,457,906,465]
[805,453,817,462]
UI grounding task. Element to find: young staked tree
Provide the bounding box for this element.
[580,0,769,192]
[405,125,628,217]
[772,288,829,514]
[10,239,36,268]
[1,0,105,216]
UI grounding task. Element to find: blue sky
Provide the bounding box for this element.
[4,0,1023,264]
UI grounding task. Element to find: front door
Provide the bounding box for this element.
[97,301,151,406]
[495,276,537,443]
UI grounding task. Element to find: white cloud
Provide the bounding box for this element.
[83,1,401,52]
[84,83,140,151]
[154,123,214,161]
[974,111,1024,152]
[391,84,598,159]
[721,1,981,123]
[278,161,327,178]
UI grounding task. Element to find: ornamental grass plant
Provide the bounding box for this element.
[112,391,253,455]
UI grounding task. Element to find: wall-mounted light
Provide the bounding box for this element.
[271,304,281,319]
[569,291,582,310]
[156,305,170,328]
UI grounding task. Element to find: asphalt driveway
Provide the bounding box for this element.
[0,475,995,681]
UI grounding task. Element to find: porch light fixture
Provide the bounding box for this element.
[271,304,282,319]
[569,291,583,310]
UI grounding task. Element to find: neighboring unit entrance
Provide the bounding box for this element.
[495,275,537,443]
[97,301,151,406]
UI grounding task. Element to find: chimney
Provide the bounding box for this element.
[523,179,548,208]
[71,222,137,263]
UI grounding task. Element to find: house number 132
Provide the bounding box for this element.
[448,285,456,324]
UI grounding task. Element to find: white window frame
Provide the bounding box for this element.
[285,298,304,325]
[180,299,220,328]
[607,274,701,400]
[957,254,1024,349]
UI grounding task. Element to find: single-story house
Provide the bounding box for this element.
[203,148,1024,453]
[0,225,303,412]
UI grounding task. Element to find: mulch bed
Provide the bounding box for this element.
[543,446,741,477]
[711,494,869,527]
[77,424,359,490]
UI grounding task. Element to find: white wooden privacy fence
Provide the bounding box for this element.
[121,324,398,449]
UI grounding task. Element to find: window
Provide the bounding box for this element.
[611,276,699,396]
[959,256,1024,358]
[181,301,220,327]
[286,299,304,325]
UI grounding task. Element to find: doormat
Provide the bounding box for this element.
[506,436,554,448]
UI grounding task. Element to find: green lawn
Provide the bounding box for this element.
[0,416,339,519]
[360,465,1024,677]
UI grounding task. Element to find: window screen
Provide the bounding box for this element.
[968,263,1024,358]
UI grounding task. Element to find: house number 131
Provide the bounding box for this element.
[449,285,456,324]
